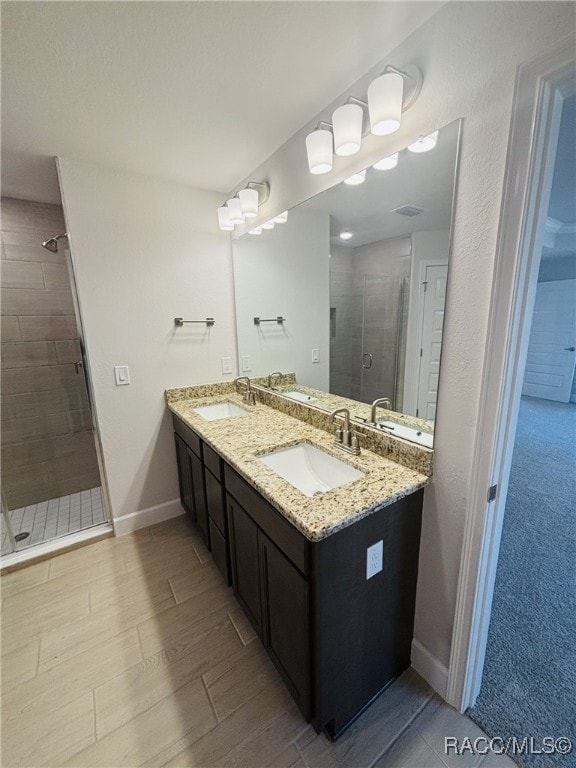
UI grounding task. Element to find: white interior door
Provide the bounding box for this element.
[522,278,576,402]
[417,264,447,420]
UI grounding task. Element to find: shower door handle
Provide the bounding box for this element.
[362,352,373,369]
[74,360,84,374]
[564,347,576,351]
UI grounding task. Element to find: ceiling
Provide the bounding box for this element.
[1,1,444,204]
[300,119,460,248]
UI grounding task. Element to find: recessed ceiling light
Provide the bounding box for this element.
[344,170,366,186]
[340,231,353,240]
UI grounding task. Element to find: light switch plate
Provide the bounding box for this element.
[221,357,233,375]
[366,540,383,579]
[311,348,320,364]
[114,365,130,386]
[242,355,252,372]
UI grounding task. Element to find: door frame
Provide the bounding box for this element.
[446,34,575,712]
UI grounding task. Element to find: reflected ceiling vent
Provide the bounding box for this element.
[392,204,425,217]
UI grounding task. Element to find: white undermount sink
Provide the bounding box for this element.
[282,390,317,403]
[378,420,434,448]
[258,442,364,497]
[193,402,250,421]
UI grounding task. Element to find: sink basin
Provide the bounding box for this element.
[282,390,317,403]
[193,402,250,421]
[378,420,433,448]
[258,442,364,497]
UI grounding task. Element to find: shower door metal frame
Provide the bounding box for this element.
[64,245,113,528]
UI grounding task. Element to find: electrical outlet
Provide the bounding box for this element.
[242,355,252,372]
[311,348,320,363]
[366,540,383,579]
[221,357,232,375]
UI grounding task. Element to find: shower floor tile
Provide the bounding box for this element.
[1,487,106,555]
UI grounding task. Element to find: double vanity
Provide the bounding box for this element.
[166,376,432,740]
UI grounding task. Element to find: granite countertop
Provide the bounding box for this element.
[256,381,434,435]
[167,388,430,542]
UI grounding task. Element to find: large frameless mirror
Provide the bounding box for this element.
[232,118,462,446]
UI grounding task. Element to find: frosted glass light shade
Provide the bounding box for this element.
[367,72,404,136]
[274,211,288,223]
[373,152,399,171]
[239,188,259,218]
[333,103,363,156]
[407,131,438,153]
[344,169,366,186]
[305,129,333,174]
[249,227,263,235]
[217,206,234,231]
[227,198,244,224]
[340,231,353,240]
[262,220,275,230]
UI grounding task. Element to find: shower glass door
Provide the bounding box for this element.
[329,272,409,409]
[359,275,408,409]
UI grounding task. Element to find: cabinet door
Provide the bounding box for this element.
[227,498,262,634]
[174,434,194,519]
[204,469,226,535]
[259,531,311,719]
[189,448,209,547]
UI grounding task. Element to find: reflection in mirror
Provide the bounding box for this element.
[232,119,461,445]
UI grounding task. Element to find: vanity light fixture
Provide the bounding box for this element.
[305,122,334,175]
[227,197,245,225]
[344,169,366,186]
[333,100,364,157]
[373,151,399,171]
[304,64,422,176]
[274,211,289,223]
[262,220,275,230]
[217,181,270,231]
[407,130,438,153]
[249,226,263,235]
[340,231,353,240]
[217,206,234,231]
[239,187,259,218]
[367,65,423,136]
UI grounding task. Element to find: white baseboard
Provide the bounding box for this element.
[113,499,184,536]
[411,638,449,699]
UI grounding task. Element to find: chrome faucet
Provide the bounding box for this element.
[267,371,283,389]
[330,408,361,455]
[370,397,392,425]
[234,376,255,405]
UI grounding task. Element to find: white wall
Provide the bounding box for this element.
[228,1,575,692]
[57,158,236,530]
[233,207,330,389]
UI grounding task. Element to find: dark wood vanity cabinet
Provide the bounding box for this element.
[173,418,209,546]
[172,413,423,740]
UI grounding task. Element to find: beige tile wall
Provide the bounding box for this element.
[1,197,101,509]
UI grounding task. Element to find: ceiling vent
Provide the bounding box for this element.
[392,204,425,217]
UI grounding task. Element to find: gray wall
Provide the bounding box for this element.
[1,197,100,509]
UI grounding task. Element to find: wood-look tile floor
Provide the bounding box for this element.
[0,515,517,768]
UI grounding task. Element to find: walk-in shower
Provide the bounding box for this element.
[1,200,109,560]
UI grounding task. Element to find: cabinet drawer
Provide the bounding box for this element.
[224,465,309,575]
[209,518,230,585]
[203,443,222,480]
[172,414,201,458]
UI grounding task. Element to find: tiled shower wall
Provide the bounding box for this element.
[1,197,101,509]
[329,237,411,407]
